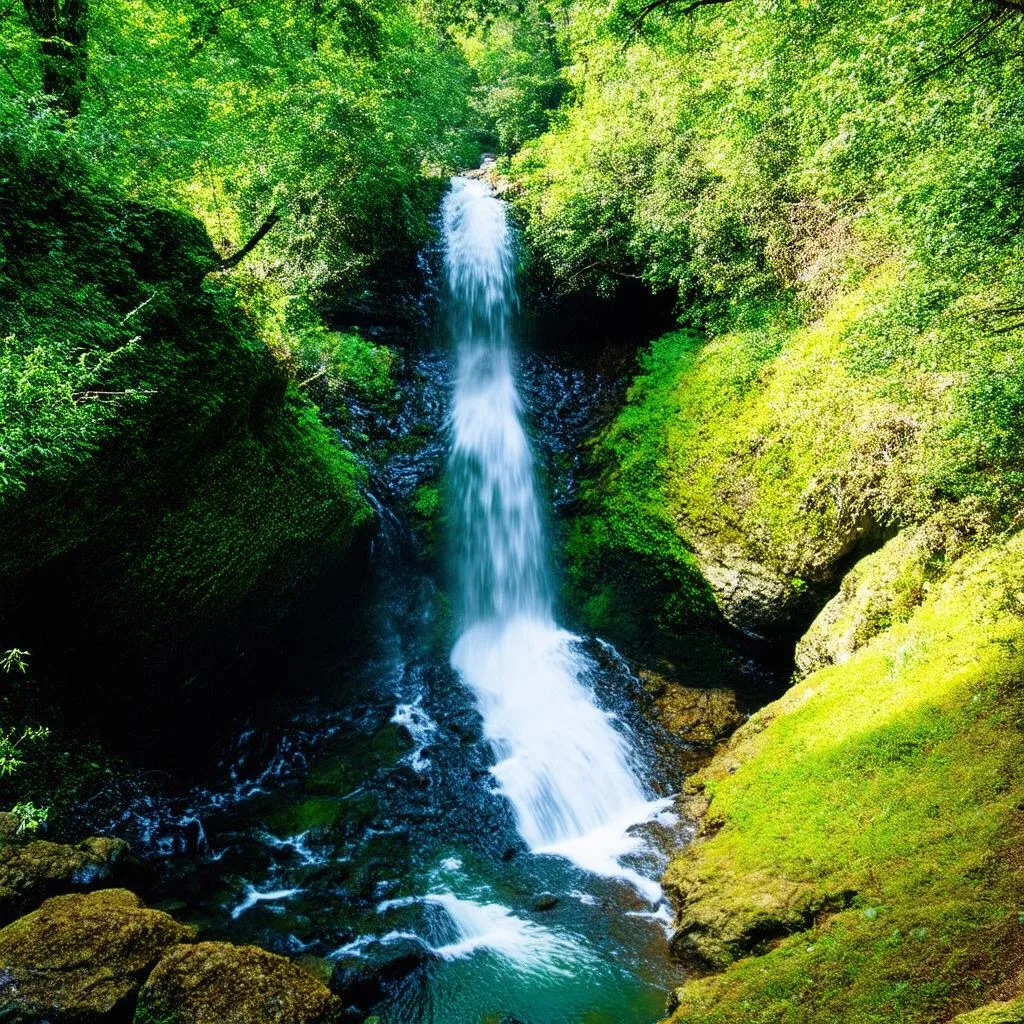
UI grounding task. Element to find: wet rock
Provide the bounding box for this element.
[640,672,743,747]
[0,888,192,1022]
[137,941,341,1024]
[0,835,129,923]
[532,893,559,912]
[329,937,434,1013]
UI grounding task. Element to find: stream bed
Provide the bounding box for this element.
[104,177,698,1024]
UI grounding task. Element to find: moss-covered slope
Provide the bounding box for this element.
[661,531,1024,1023]
[0,119,371,680]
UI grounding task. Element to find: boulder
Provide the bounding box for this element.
[640,671,743,747]
[330,937,434,1014]
[0,887,193,1022]
[0,835,129,923]
[137,941,342,1024]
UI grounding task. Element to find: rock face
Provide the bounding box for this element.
[0,836,129,924]
[640,671,744,747]
[0,888,192,1022]
[137,941,342,1024]
[692,542,799,640]
[663,855,855,967]
[795,526,936,676]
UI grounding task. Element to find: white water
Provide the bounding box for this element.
[443,175,661,892]
[373,888,591,977]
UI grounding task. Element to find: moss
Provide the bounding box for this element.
[134,941,341,1024]
[0,889,193,1023]
[562,330,720,659]
[663,532,1024,1024]
[0,113,371,682]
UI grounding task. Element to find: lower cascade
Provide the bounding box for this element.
[443,176,662,892]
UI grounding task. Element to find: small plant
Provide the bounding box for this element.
[0,648,50,831]
[11,801,48,834]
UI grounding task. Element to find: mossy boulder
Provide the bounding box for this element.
[135,941,342,1024]
[0,124,371,696]
[662,533,1024,1023]
[0,888,193,1022]
[0,835,129,924]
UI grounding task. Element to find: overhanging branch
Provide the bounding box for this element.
[217,206,282,269]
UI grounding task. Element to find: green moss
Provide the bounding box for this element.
[0,110,371,671]
[664,532,1024,1024]
[562,330,719,657]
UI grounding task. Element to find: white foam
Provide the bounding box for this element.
[230,885,302,920]
[391,700,438,772]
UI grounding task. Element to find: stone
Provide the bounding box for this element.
[329,937,434,1014]
[0,835,130,924]
[532,893,559,912]
[0,888,193,1022]
[137,941,342,1024]
[640,672,744,747]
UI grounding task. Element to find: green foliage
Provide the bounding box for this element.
[4,0,477,305]
[456,6,566,153]
[0,649,50,830]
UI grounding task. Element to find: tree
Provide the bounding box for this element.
[21,0,88,115]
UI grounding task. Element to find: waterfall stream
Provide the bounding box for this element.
[444,176,663,893]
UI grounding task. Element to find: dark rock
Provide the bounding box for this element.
[137,941,341,1024]
[532,893,559,912]
[0,835,129,924]
[329,937,434,1013]
[0,888,193,1022]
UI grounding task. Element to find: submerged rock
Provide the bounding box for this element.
[0,836,130,924]
[0,887,192,1022]
[136,941,342,1024]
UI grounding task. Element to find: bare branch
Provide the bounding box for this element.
[217,206,282,269]
[627,0,732,39]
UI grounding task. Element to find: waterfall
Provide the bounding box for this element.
[444,176,658,891]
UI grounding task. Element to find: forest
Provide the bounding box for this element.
[2,0,1024,1022]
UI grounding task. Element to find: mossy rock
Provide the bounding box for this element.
[135,941,342,1024]
[951,999,1024,1023]
[0,835,129,924]
[662,533,1024,1023]
[639,670,744,747]
[0,888,193,1022]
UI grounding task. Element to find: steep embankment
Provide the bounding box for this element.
[662,530,1024,1022]
[0,122,371,689]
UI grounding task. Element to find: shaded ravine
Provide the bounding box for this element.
[101,177,692,1024]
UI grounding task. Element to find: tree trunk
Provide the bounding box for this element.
[21,0,89,116]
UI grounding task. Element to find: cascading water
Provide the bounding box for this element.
[444,176,661,890]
